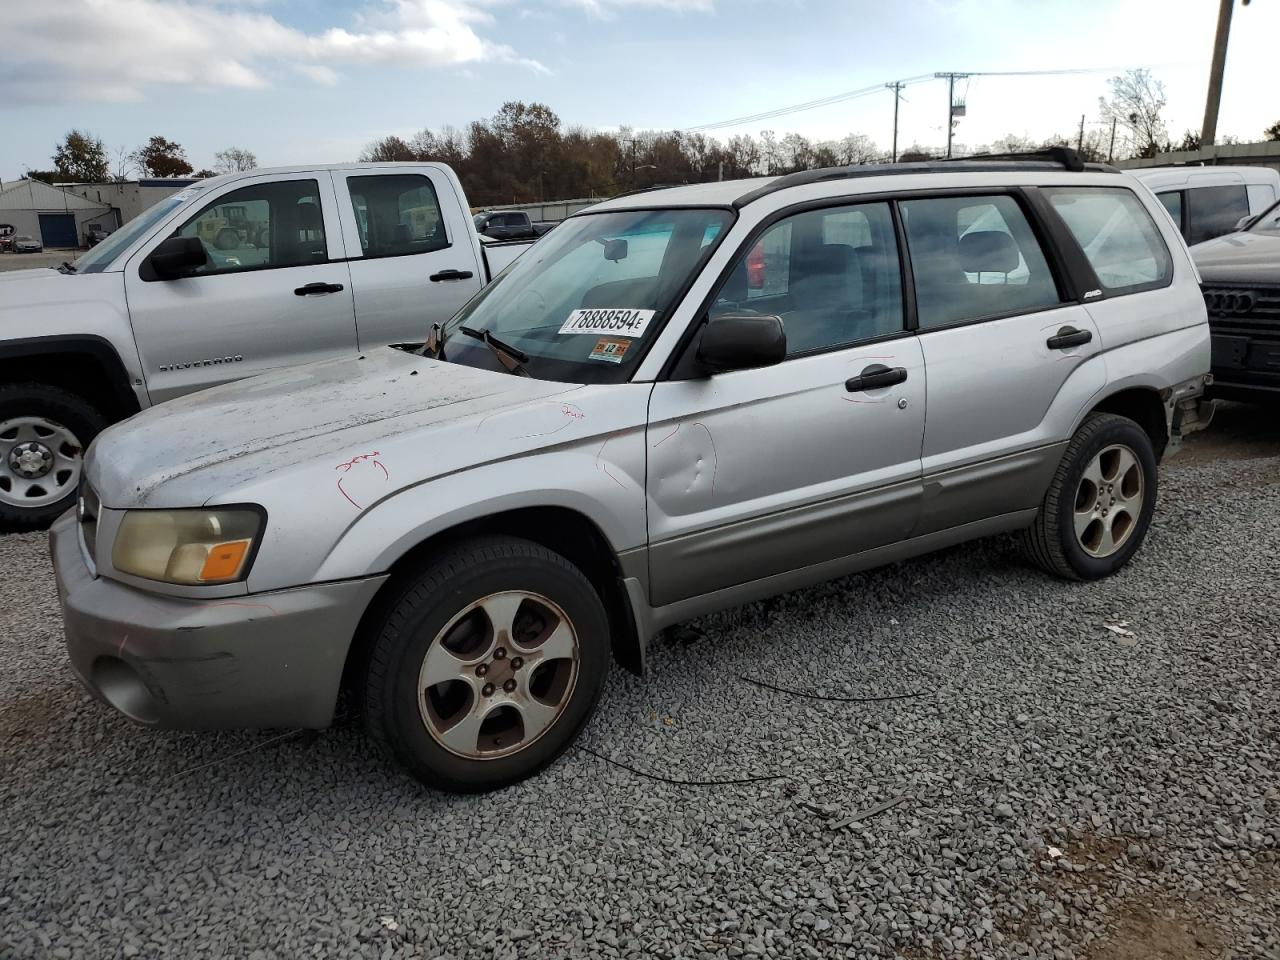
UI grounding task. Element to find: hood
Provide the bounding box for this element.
[87,348,579,508]
[0,267,61,284]
[1191,231,1280,284]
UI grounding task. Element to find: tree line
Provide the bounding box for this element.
[357,71,1280,207]
[27,70,1280,201]
[31,133,257,183]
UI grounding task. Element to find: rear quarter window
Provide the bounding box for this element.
[1043,187,1173,295]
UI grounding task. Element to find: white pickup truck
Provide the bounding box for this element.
[0,162,536,530]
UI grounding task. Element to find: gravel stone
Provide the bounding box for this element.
[0,440,1277,959]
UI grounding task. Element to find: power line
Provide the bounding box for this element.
[683,65,1144,134]
[684,74,933,131]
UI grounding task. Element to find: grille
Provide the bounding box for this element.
[1202,284,1280,334]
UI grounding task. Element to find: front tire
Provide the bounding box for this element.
[1020,413,1158,581]
[0,383,107,532]
[363,536,610,792]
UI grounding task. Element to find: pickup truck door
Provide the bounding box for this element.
[332,167,485,349]
[124,171,357,403]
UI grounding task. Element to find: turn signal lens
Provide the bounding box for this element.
[199,539,251,582]
[112,509,264,585]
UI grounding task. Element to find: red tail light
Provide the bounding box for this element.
[746,242,765,288]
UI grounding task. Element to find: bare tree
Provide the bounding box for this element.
[214,147,258,173]
[1099,68,1168,159]
[836,133,878,165]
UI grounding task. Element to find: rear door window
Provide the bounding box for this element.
[1043,187,1172,294]
[347,174,448,258]
[900,194,1062,329]
[1185,184,1250,245]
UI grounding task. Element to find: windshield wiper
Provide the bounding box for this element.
[58,261,77,274]
[459,325,530,377]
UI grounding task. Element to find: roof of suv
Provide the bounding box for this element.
[587,148,1122,214]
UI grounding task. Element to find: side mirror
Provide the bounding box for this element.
[148,236,208,279]
[1234,215,1257,232]
[696,314,786,374]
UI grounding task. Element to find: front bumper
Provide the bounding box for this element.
[51,511,388,730]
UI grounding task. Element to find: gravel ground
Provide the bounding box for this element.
[1,414,1277,960]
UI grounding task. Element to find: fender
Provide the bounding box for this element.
[307,441,649,586]
[0,334,143,417]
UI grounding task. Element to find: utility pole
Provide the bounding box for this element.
[1077,114,1085,153]
[885,81,905,163]
[1201,0,1245,147]
[1108,117,1117,162]
[935,73,969,159]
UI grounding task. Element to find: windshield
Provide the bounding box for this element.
[72,193,192,273]
[1247,198,1280,237]
[443,207,733,383]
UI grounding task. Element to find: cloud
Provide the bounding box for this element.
[565,0,714,19]
[0,0,545,104]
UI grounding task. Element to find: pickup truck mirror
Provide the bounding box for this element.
[148,236,208,279]
[1234,214,1257,231]
[696,314,786,374]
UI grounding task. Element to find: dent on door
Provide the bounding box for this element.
[646,340,926,606]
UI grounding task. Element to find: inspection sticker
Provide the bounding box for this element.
[588,337,632,364]
[558,308,655,337]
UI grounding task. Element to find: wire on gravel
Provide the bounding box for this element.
[740,675,926,703]
[577,746,784,787]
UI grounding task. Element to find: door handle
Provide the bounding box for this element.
[294,282,344,296]
[430,269,474,282]
[845,364,908,392]
[1046,326,1093,350]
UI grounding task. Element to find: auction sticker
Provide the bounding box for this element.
[558,308,655,337]
[588,337,632,363]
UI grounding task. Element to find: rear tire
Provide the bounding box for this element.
[1019,413,1158,581]
[362,536,610,792]
[0,383,107,533]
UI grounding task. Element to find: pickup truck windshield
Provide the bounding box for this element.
[73,193,193,274]
[444,207,732,383]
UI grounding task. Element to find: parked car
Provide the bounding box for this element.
[1190,198,1280,402]
[473,210,556,240]
[13,235,42,253]
[53,149,1211,792]
[1132,165,1280,247]
[0,162,537,531]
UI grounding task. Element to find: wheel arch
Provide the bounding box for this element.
[341,504,645,699]
[0,335,141,423]
[1085,385,1168,459]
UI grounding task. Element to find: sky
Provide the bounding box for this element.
[1,0,1276,182]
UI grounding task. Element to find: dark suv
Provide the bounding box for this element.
[1192,199,1280,403]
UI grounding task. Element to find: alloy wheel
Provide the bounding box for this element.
[418,590,580,760]
[1073,443,1144,558]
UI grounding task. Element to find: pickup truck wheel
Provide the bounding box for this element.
[363,536,610,792]
[0,384,106,532]
[1019,413,1158,581]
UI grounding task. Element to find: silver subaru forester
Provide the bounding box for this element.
[52,150,1212,792]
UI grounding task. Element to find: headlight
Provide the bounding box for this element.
[112,508,265,585]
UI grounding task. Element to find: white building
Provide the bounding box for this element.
[62,178,196,229]
[0,179,114,249]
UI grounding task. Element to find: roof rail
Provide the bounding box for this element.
[948,145,1087,172]
[733,148,1119,208]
